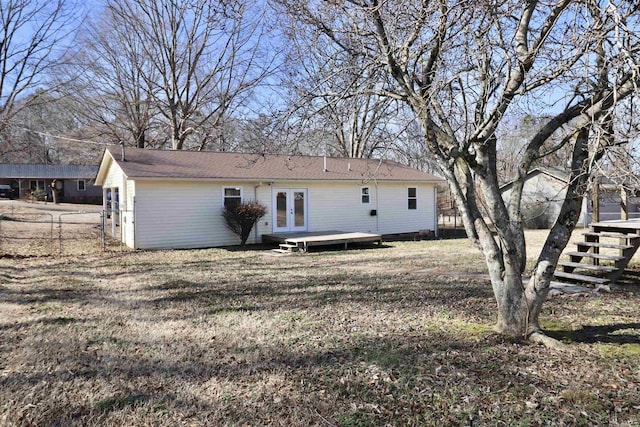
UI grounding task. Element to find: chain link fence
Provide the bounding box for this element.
[0,207,128,257]
[0,212,55,257]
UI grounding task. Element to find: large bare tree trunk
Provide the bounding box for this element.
[274,0,640,343]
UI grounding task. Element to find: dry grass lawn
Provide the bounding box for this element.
[1,223,639,426]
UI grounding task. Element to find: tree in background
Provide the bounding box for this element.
[101,0,276,151]
[0,0,82,154]
[60,2,159,149]
[275,0,640,345]
[281,34,398,158]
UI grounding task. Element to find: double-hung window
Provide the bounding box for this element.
[408,187,417,210]
[223,187,242,208]
[361,187,370,204]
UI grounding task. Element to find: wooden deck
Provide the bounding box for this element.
[262,230,382,252]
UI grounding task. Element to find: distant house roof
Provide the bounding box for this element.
[96,147,443,185]
[500,167,570,192]
[500,167,640,193]
[0,164,98,179]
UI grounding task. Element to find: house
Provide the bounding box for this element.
[500,167,640,228]
[94,147,443,249]
[500,168,579,228]
[0,163,101,204]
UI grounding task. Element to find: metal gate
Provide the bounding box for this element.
[57,211,104,255]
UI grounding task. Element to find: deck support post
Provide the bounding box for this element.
[620,187,628,221]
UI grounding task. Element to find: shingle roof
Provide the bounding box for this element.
[0,163,98,179]
[102,147,442,183]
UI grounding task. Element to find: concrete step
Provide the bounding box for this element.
[558,261,617,273]
[278,243,299,252]
[566,251,626,262]
[272,248,299,254]
[576,241,633,250]
[553,271,610,285]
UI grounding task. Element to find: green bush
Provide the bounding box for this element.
[222,200,267,245]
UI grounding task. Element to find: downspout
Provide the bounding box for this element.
[434,185,439,237]
[132,196,137,249]
[375,181,379,233]
[254,182,262,243]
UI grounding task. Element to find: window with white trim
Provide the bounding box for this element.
[77,180,86,191]
[223,187,242,208]
[29,180,45,191]
[408,187,417,210]
[361,186,370,204]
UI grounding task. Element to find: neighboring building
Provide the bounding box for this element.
[500,167,640,228]
[500,168,582,228]
[0,163,101,204]
[95,147,443,249]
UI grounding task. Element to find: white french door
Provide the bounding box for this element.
[273,188,308,232]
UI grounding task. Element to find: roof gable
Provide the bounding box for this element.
[500,167,570,192]
[99,147,442,183]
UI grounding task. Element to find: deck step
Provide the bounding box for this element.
[278,243,300,252]
[553,271,610,285]
[566,251,626,261]
[271,248,292,254]
[576,241,633,250]
[583,232,640,239]
[558,261,618,273]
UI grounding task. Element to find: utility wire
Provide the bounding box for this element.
[8,124,115,146]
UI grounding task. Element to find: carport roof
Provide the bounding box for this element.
[97,147,443,183]
[0,164,98,179]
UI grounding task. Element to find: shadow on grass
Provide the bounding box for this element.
[0,316,80,331]
[547,322,640,344]
[137,273,494,319]
[0,328,531,426]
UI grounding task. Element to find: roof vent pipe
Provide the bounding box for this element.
[119,141,126,161]
[323,156,327,172]
[348,162,351,172]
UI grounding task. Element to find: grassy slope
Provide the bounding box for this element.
[1,231,639,426]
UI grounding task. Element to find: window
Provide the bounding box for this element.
[408,187,417,210]
[29,180,45,191]
[223,187,242,208]
[361,187,370,204]
[77,180,86,191]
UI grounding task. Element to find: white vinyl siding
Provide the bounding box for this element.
[101,161,126,189]
[376,183,436,234]
[102,173,438,249]
[123,180,135,248]
[133,180,262,249]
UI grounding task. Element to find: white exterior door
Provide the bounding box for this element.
[273,188,307,232]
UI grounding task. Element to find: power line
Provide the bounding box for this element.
[8,124,115,146]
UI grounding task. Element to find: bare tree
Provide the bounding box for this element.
[275,0,640,344]
[107,0,275,151]
[282,31,399,158]
[61,4,159,149]
[0,0,80,134]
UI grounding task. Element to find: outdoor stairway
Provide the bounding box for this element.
[554,223,640,286]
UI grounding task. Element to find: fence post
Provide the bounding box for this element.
[101,211,106,251]
[58,215,63,255]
